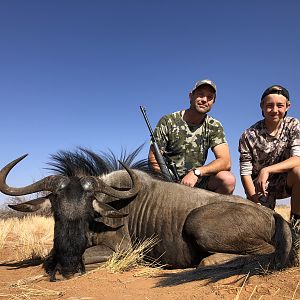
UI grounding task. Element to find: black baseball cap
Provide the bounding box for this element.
[261,85,290,102]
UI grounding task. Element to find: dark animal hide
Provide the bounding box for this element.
[0,145,298,282]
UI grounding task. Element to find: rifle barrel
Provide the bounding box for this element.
[140,106,155,139]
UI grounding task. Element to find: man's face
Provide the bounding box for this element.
[189,85,215,114]
[261,94,290,123]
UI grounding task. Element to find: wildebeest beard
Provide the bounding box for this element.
[43,178,94,281]
[43,217,90,281]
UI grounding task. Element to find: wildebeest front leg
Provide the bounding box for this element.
[83,245,115,265]
[78,257,86,275]
[85,222,133,267]
[43,253,60,282]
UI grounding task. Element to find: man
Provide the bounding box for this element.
[239,85,300,226]
[148,79,235,195]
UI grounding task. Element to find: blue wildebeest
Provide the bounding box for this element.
[0,147,299,281]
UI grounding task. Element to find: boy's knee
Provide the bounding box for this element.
[291,166,300,178]
[288,166,300,186]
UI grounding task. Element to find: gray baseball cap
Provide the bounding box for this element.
[191,79,217,93]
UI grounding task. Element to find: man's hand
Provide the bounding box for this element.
[255,167,270,196]
[181,171,199,187]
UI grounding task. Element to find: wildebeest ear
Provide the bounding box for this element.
[92,199,128,218]
[8,196,52,212]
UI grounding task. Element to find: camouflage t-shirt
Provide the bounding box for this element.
[153,110,227,177]
[239,116,300,199]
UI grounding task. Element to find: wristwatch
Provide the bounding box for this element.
[193,168,201,177]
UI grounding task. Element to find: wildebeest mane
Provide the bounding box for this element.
[46,144,152,177]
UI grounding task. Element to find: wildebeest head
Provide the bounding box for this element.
[0,154,141,281]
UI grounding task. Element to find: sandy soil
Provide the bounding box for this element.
[1,245,300,300]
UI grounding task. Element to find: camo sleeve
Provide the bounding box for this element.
[152,115,169,152]
[289,118,300,157]
[207,118,227,148]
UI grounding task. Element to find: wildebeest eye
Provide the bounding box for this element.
[80,178,94,191]
[57,178,70,191]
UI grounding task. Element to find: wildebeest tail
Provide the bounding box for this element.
[271,212,296,269]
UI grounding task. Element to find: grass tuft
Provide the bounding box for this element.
[103,236,163,273]
[0,276,63,299]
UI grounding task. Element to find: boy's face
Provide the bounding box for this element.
[261,94,290,122]
[189,85,216,114]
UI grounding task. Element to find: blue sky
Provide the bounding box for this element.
[1,0,299,204]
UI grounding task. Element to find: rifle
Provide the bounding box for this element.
[140,106,180,182]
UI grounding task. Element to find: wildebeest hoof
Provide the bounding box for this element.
[198,253,242,268]
[49,274,57,282]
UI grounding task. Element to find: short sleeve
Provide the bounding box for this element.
[152,116,169,151]
[208,118,227,148]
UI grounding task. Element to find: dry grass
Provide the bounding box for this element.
[0,276,63,299]
[0,219,11,249]
[275,205,290,221]
[233,272,250,300]
[0,216,54,261]
[103,236,163,274]
[1,215,163,277]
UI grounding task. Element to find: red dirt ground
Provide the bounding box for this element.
[1,245,300,300]
[0,206,299,300]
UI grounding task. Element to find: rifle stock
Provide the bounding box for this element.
[151,141,173,181]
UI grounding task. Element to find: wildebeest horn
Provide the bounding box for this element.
[8,196,52,212]
[82,162,141,199]
[92,200,128,218]
[0,154,65,196]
